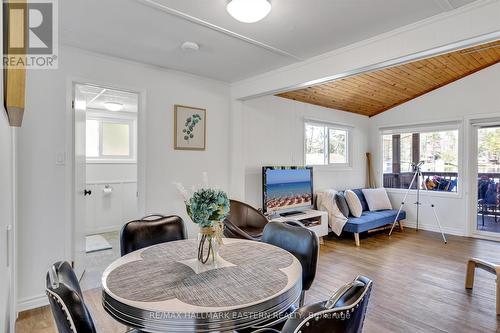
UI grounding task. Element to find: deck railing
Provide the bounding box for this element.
[383,172,458,191]
[477,173,500,183]
[383,172,500,192]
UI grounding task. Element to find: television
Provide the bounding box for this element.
[262,166,314,215]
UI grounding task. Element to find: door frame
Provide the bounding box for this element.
[65,77,147,269]
[467,114,500,241]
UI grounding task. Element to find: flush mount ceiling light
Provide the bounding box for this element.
[104,102,124,112]
[181,41,200,52]
[226,0,271,23]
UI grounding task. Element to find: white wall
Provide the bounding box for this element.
[84,181,138,234]
[16,46,231,311]
[241,96,370,208]
[85,163,138,234]
[370,62,500,236]
[86,163,136,183]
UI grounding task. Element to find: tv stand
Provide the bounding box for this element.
[280,211,306,217]
[269,209,329,242]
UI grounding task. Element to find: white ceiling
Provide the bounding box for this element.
[77,84,139,113]
[60,0,479,82]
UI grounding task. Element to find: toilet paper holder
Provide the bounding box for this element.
[103,184,113,194]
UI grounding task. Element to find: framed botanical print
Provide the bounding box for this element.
[174,105,207,150]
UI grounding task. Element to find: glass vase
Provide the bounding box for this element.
[197,226,220,271]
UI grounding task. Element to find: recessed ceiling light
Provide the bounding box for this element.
[226,0,271,23]
[104,102,124,112]
[181,41,200,52]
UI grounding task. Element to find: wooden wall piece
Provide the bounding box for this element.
[277,40,500,117]
[3,0,27,127]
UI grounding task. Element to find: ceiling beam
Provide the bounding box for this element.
[276,40,500,117]
[252,31,500,100]
[433,0,455,11]
[135,0,303,61]
[231,0,500,99]
[87,88,106,104]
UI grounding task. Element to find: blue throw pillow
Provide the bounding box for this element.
[335,193,350,218]
[352,189,369,212]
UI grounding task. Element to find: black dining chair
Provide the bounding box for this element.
[262,221,319,307]
[252,275,373,333]
[46,261,142,333]
[120,214,186,256]
[45,261,96,333]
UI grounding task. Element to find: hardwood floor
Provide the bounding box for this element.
[16,229,500,332]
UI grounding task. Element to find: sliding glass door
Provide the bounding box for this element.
[476,126,500,234]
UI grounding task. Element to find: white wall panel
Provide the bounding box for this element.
[240,96,370,208]
[85,181,138,234]
[0,101,14,332]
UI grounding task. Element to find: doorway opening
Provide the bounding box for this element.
[73,83,140,291]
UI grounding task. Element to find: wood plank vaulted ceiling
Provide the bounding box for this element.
[277,40,500,117]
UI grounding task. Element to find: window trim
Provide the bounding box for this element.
[304,120,353,169]
[86,110,137,163]
[379,122,463,197]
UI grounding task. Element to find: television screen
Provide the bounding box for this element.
[262,166,313,213]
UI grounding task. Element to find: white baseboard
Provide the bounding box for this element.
[402,220,466,236]
[17,294,48,313]
[85,224,122,235]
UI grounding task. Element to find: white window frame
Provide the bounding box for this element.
[86,110,137,164]
[379,121,463,198]
[304,120,353,169]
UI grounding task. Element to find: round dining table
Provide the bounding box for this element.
[102,238,302,332]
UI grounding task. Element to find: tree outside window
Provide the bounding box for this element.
[305,122,350,166]
[382,129,458,192]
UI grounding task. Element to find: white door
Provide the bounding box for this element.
[73,84,88,278]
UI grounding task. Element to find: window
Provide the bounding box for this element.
[305,122,350,166]
[382,127,459,192]
[86,112,136,162]
[400,133,413,173]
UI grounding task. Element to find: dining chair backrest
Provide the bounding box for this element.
[262,222,319,292]
[45,261,97,333]
[223,200,269,240]
[280,275,373,333]
[120,214,186,256]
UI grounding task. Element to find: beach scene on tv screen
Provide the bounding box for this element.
[265,169,312,212]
